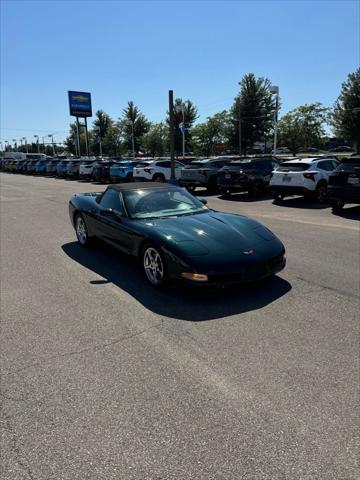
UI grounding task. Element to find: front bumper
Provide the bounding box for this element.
[171,253,286,286]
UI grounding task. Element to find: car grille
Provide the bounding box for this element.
[208,254,284,284]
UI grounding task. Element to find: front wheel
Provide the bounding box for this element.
[330,199,345,212]
[142,243,167,287]
[186,185,196,192]
[75,214,91,247]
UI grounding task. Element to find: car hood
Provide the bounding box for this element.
[139,211,280,256]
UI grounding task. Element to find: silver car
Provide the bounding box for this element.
[180,158,234,193]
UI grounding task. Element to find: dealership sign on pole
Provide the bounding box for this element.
[68,90,92,155]
[68,91,92,117]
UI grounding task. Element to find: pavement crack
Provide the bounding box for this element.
[3,321,164,377]
[295,275,360,300]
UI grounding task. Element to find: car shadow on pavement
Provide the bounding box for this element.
[331,205,360,220]
[62,242,291,321]
[272,197,330,210]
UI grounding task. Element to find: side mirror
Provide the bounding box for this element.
[100,208,116,217]
[200,198,207,205]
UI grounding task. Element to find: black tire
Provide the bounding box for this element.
[248,180,263,198]
[207,176,218,193]
[126,173,133,183]
[330,199,345,212]
[273,192,284,203]
[141,242,168,288]
[315,182,328,203]
[153,173,165,183]
[74,213,91,247]
[186,185,196,192]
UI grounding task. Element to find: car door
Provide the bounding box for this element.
[94,188,134,253]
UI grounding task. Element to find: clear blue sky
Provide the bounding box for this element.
[1,0,359,145]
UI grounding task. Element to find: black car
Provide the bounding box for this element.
[92,160,119,183]
[328,156,360,211]
[69,183,286,288]
[217,157,281,197]
[329,146,353,153]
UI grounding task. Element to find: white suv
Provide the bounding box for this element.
[270,157,339,202]
[133,159,184,182]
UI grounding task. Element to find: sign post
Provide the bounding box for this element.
[169,90,175,180]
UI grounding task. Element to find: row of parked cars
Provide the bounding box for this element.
[2,153,359,211]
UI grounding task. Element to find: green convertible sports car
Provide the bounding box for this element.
[69,182,286,287]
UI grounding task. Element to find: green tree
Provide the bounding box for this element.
[331,68,360,153]
[102,124,125,157]
[167,98,198,156]
[278,103,328,155]
[140,122,168,157]
[230,73,276,153]
[191,111,232,156]
[118,101,150,154]
[65,122,90,156]
[92,110,113,155]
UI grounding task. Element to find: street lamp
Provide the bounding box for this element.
[48,134,56,156]
[22,137,28,154]
[237,82,242,156]
[127,121,135,158]
[269,85,279,155]
[34,135,40,153]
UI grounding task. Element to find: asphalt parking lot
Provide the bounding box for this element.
[1,173,359,480]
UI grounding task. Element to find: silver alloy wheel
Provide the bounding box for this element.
[76,216,87,245]
[143,247,164,285]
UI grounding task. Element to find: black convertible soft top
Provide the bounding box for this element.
[110,182,178,192]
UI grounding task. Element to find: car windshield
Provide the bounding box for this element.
[123,187,208,219]
[277,162,311,172]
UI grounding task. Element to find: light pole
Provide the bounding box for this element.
[20,138,23,151]
[22,137,28,154]
[48,134,56,156]
[237,82,242,156]
[269,85,279,155]
[34,135,40,153]
[129,120,135,158]
[94,126,102,157]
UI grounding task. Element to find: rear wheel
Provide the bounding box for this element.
[153,173,165,183]
[142,243,167,288]
[207,176,218,193]
[249,180,263,198]
[126,172,133,183]
[273,192,284,203]
[315,182,328,203]
[186,185,196,192]
[75,214,91,247]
